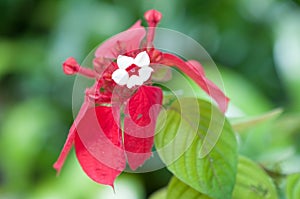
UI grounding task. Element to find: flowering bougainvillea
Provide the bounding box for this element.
[53,9,229,187]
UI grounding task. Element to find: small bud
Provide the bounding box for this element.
[144,9,162,27]
[63,57,80,75]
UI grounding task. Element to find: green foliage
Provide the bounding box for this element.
[0,99,60,191]
[233,156,278,199]
[286,173,300,199]
[167,177,212,199]
[155,98,238,199]
[149,188,167,199]
[149,156,279,199]
[205,67,273,116]
[231,108,283,132]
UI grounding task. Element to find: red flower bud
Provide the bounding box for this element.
[144,9,162,27]
[63,57,80,75]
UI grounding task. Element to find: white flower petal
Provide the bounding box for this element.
[134,51,150,67]
[127,75,143,88]
[138,67,153,81]
[112,69,129,85]
[117,55,134,69]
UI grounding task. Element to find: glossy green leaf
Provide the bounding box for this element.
[232,156,278,199]
[167,177,212,199]
[155,98,238,199]
[286,173,300,199]
[231,108,283,132]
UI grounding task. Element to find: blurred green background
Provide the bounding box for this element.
[0,0,300,198]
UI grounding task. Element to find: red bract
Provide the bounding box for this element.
[54,9,229,187]
[124,86,162,170]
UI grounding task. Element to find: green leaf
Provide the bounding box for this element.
[155,98,238,199]
[165,157,278,199]
[231,108,283,132]
[233,156,278,199]
[167,177,212,199]
[286,173,300,199]
[149,188,167,199]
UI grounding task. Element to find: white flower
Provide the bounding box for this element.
[112,51,153,88]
